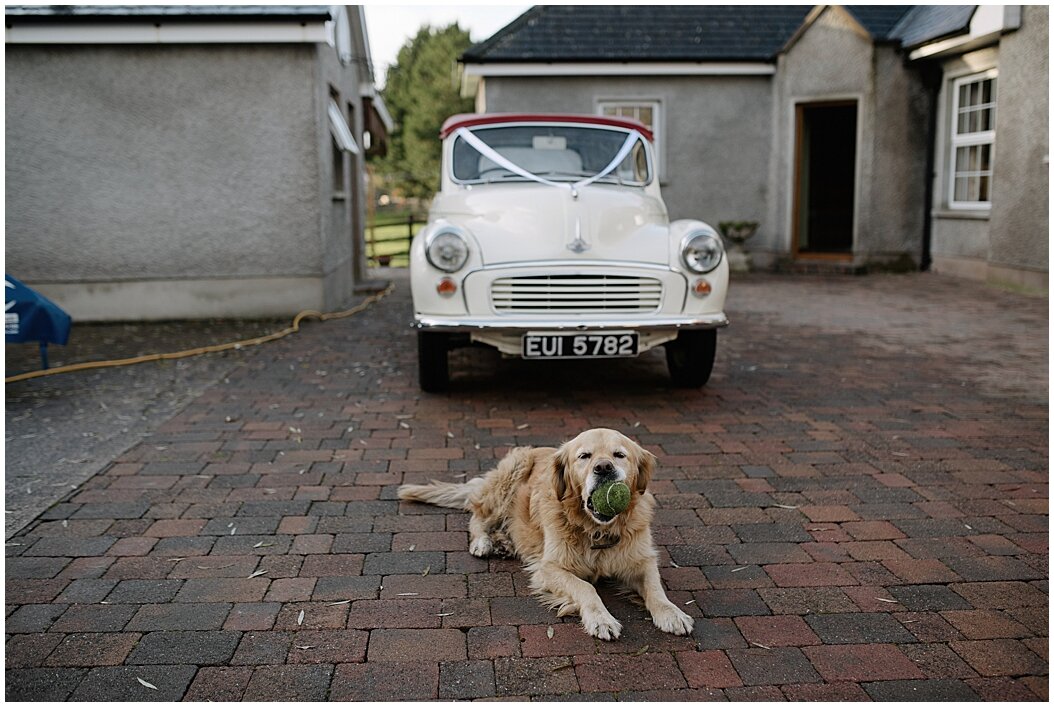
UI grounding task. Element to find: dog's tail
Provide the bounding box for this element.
[397,476,485,510]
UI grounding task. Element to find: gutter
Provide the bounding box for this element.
[919,61,942,271]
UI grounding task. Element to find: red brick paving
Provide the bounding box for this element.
[4,273,1047,700]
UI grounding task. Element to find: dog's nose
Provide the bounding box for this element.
[593,460,615,476]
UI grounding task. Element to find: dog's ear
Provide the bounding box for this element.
[551,444,570,500]
[633,442,656,494]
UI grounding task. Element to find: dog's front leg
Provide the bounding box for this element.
[625,562,694,635]
[533,562,621,640]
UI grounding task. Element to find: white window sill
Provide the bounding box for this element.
[932,208,990,221]
[332,192,347,202]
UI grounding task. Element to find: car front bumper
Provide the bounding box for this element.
[413,313,728,356]
[412,313,729,332]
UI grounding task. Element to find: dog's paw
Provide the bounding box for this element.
[469,535,493,557]
[582,609,622,640]
[650,602,694,636]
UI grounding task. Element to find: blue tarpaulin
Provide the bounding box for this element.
[6,274,72,369]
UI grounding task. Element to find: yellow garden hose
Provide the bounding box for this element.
[5,283,394,384]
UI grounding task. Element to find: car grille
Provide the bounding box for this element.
[490,274,663,313]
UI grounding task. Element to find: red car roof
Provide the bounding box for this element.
[440,113,654,142]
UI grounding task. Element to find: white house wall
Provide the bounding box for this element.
[481,74,773,246]
[5,43,326,319]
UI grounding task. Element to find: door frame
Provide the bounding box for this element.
[791,98,861,260]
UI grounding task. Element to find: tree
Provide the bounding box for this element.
[378,23,474,202]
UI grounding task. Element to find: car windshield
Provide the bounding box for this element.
[451,124,651,186]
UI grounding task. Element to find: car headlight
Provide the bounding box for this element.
[680,231,723,273]
[425,227,470,273]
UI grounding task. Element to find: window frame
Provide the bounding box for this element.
[595,99,663,180]
[947,69,997,210]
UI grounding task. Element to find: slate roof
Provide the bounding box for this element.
[462,5,815,63]
[890,5,976,48]
[843,6,916,40]
[4,5,332,22]
[463,5,982,63]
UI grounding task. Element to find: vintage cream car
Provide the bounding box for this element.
[410,113,728,392]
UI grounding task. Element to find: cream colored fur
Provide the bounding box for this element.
[397,428,693,640]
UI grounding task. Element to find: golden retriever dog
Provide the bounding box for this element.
[397,428,693,640]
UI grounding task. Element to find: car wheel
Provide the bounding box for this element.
[665,329,717,388]
[417,331,450,392]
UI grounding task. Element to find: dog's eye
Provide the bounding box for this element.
[614,451,626,459]
[578,452,592,460]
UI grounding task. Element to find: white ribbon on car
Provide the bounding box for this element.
[454,126,643,198]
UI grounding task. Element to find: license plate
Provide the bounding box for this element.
[522,332,639,359]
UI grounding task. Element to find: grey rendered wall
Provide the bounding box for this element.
[773,6,923,266]
[482,75,773,239]
[867,45,929,263]
[316,35,364,310]
[987,5,1049,285]
[5,44,322,316]
[929,47,998,272]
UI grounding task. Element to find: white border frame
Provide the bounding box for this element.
[947,68,998,210]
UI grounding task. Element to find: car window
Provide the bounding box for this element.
[451,125,652,186]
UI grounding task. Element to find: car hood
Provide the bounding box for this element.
[430,184,670,265]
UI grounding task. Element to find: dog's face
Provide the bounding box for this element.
[552,428,656,525]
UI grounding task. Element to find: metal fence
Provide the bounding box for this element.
[365,212,424,268]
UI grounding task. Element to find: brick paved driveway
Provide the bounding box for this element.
[5,272,1047,701]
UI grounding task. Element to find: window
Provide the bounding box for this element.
[451,124,651,185]
[949,70,997,208]
[597,100,661,175]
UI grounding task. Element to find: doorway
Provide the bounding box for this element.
[793,101,857,256]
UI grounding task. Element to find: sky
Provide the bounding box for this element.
[363,3,531,86]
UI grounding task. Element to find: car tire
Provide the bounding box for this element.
[665,329,717,388]
[417,331,450,392]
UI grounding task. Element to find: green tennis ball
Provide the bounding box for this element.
[591,480,631,517]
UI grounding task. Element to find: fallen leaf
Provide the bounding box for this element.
[247,569,269,579]
[773,504,798,510]
[230,527,236,535]
[408,544,416,552]
[396,592,419,596]
[294,645,315,650]
[422,566,430,576]
[685,600,696,605]
[327,600,351,606]
[437,612,454,617]
[547,626,555,639]
[197,563,235,570]
[253,541,275,548]
[166,558,186,563]
[874,597,898,603]
[399,422,410,429]
[730,567,747,573]
[552,662,574,672]
[137,677,158,690]
[669,560,680,568]
[634,645,650,656]
[750,642,771,650]
[516,423,529,429]
[446,432,455,439]
[297,609,305,626]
